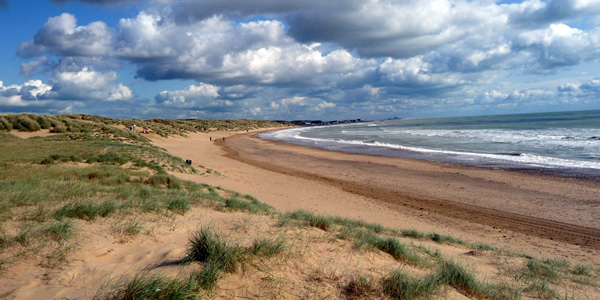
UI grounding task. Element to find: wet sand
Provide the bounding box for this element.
[219,132,600,257]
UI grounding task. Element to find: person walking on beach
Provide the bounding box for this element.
[223,137,225,142]
[210,137,212,141]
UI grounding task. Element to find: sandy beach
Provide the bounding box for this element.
[154,129,600,266]
[3,125,600,299]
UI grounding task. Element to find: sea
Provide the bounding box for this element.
[259,110,600,179]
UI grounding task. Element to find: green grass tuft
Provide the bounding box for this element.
[382,269,437,300]
[146,174,181,189]
[182,228,243,272]
[224,197,272,214]
[248,237,287,257]
[105,273,199,300]
[166,198,191,214]
[282,210,334,231]
[519,258,566,281]
[434,259,509,298]
[573,264,593,276]
[54,200,119,221]
[429,233,465,245]
[374,237,422,265]
[43,220,74,242]
[401,229,425,239]
[190,261,223,291]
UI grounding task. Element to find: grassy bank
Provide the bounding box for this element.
[0,113,292,138]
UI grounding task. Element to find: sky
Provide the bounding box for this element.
[1,0,600,120]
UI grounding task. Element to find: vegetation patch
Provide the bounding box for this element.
[382,269,437,300]
[102,272,200,300]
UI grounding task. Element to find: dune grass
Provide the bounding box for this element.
[102,272,200,300]
[0,125,277,271]
[381,259,521,300]
[382,269,438,299]
[182,227,244,272]
[179,227,289,292]
[0,113,292,140]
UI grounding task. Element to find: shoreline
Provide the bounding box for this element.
[259,127,600,181]
[219,131,600,250]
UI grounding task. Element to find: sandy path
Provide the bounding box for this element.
[152,130,600,266]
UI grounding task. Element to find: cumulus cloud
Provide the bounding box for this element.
[1,68,135,116]
[155,83,219,109]
[172,0,462,58]
[515,24,600,72]
[18,13,114,58]
[0,80,65,114]
[557,78,600,102]
[0,80,52,102]
[49,67,133,101]
[112,13,377,86]
[275,96,336,112]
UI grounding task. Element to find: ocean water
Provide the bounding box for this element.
[259,110,600,179]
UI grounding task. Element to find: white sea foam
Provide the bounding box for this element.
[260,126,600,171]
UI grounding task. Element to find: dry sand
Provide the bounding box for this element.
[9,129,55,139]
[154,130,600,266]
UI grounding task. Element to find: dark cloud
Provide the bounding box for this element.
[171,0,324,23]
[507,0,600,28]
[173,0,460,59]
[20,57,56,77]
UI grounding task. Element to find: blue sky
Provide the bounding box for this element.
[1,0,600,120]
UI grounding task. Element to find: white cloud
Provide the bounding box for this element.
[250,107,261,115]
[155,83,220,109]
[280,96,307,106]
[49,67,133,101]
[0,80,52,100]
[18,13,114,58]
[515,23,600,71]
[315,101,335,111]
[379,57,466,92]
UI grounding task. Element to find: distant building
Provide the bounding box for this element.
[290,119,364,126]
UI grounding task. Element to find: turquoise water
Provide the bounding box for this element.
[260,110,600,179]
